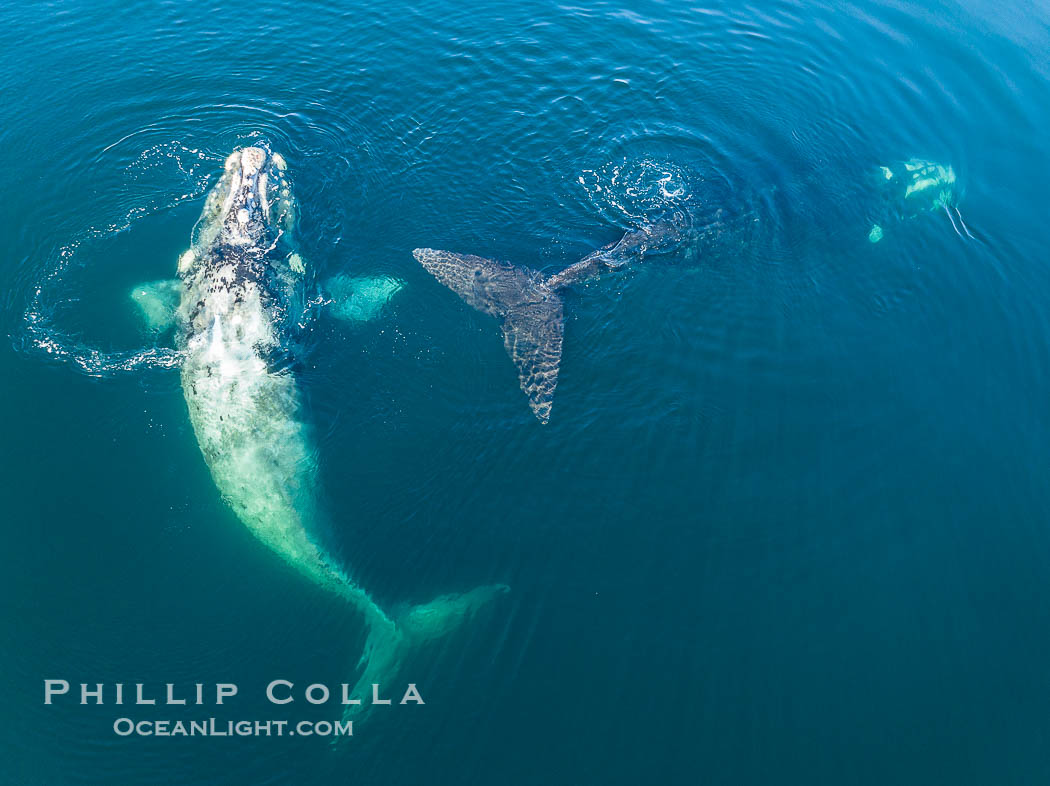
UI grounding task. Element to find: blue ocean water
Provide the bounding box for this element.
[2,0,1050,783]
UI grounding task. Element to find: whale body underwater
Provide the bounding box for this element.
[131,146,508,721]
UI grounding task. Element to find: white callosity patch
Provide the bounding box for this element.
[258,171,270,222]
[185,148,299,277]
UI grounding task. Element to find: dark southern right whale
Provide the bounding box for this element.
[414,220,686,423]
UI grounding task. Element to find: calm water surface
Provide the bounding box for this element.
[2,0,1050,783]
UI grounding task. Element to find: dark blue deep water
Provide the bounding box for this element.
[3,1,1050,783]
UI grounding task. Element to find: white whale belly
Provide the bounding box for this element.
[180,281,336,589]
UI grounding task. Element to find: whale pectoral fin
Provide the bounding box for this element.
[129,279,181,333]
[324,274,404,323]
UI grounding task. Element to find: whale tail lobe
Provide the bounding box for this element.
[343,583,510,724]
[412,248,565,423]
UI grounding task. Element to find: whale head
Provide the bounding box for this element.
[195,145,297,250]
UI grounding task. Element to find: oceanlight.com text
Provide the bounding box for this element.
[112,717,353,737]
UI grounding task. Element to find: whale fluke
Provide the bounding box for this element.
[502,299,563,423]
[332,583,509,736]
[413,248,564,423]
[415,223,687,422]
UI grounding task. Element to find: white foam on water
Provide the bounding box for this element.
[18,140,215,377]
[579,157,693,229]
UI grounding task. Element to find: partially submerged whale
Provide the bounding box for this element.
[414,219,687,422]
[868,158,972,242]
[132,146,507,720]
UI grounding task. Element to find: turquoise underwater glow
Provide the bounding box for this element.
[2,0,1050,784]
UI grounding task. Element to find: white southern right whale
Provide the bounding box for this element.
[136,145,507,721]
